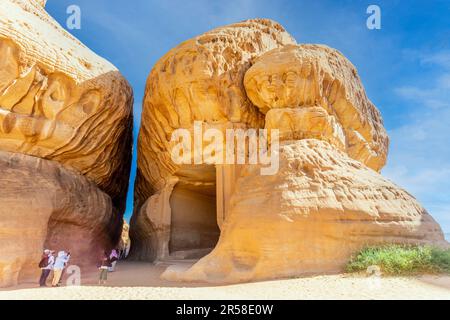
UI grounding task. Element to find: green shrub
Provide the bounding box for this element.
[346,244,450,275]
[430,247,450,272]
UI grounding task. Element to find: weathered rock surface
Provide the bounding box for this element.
[0,0,133,209]
[163,140,446,283]
[0,151,117,287]
[132,20,447,283]
[131,19,296,260]
[118,219,131,257]
[244,44,388,171]
[0,0,132,286]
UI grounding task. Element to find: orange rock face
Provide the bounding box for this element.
[131,19,296,260]
[133,19,446,284]
[0,0,132,286]
[244,44,388,172]
[0,0,133,208]
[163,140,446,283]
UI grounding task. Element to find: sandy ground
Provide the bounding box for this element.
[1,261,449,300]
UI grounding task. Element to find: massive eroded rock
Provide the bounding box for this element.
[131,20,446,283]
[131,19,296,260]
[0,0,132,286]
[132,19,447,283]
[0,0,133,209]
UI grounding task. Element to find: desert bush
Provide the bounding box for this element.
[346,244,450,275]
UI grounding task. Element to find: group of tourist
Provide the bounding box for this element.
[38,248,120,287]
[38,250,70,287]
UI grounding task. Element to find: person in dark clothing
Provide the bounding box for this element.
[98,251,111,285]
[38,249,54,287]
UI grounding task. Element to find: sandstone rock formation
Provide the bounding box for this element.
[244,44,388,172]
[163,139,446,283]
[118,220,131,258]
[132,18,447,284]
[131,19,296,260]
[0,0,132,286]
[0,0,133,209]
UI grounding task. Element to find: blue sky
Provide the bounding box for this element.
[45,0,450,234]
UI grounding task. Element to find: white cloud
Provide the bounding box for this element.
[384,50,450,232]
[438,73,450,89]
[394,86,449,109]
[394,51,450,109]
[420,51,450,68]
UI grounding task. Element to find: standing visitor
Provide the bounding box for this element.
[38,249,54,287]
[98,251,111,285]
[51,251,70,287]
[58,251,71,286]
[109,249,118,272]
